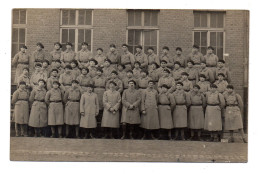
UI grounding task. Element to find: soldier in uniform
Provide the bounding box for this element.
[180,72,193,92]
[80,84,99,139]
[185,60,199,85]
[148,62,160,89]
[199,61,215,83]
[45,81,64,138]
[158,84,174,140]
[120,44,135,71]
[64,80,82,138]
[204,46,218,75]
[117,64,126,80]
[32,42,46,67]
[103,58,116,80]
[173,47,187,68]
[187,45,205,69]
[76,42,92,68]
[121,80,141,139]
[106,44,120,70]
[30,63,47,90]
[157,60,172,78]
[17,67,31,90]
[122,70,138,90]
[160,46,174,69]
[214,73,228,94]
[11,81,30,137]
[172,61,185,82]
[50,42,62,70]
[140,80,160,140]
[170,82,191,140]
[71,60,81,79]
[47,69,59,91]
[133,61,142,79]
[158,69,175,94]
[61,42,76,68]
[215,60,231,83]
[76,67,93,93]
[29,79,48,137]
[223,85,247,143]
[105,71,123,93]
[138,70,152,91]
[50,59,64,78]
[134,45,148,69]
[41,59,51,78]
[88,58,98,78]
[12,45,30,84]
[101,81,121,139]
[59,65,75,92]
[95,48,106,67]
[188,85,206,141]
[204,84,225,142]
[197,74,210,94]
[147,47,160,71]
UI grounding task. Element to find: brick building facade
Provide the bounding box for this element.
[11,9,249,130]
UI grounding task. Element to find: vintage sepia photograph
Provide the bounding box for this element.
[9,8,249,162]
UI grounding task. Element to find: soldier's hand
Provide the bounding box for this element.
[167,106,171,110]
[81,112,85,116]
[109,108,114,112]
[142,110,146,115]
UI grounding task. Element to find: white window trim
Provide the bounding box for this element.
[60,9,94,52]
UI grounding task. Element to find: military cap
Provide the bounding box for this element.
[151,61,159,68]
[104,58,112,64]
[97,48,103,52]
[148,80,155,84]
[72,80,79,84]
[217,73,225,77]
[109,44,116,48]
[176,82,184,86]
[51,68,59,73]
[147,46,154,51]
[163,69,171,74]
[54,42,62,48]
[54,59,61,63]
[187,60,195,65]
[162,46,169,51]
[128,80,136,86]
[207,46,214,50]
[23,67,29,72]
[117,64,125,69]
[210,84,218,88]
[96,67,103,73]
[176,47,182,52]
[193,84,200,89]
[181,72,189,76]
[193,45,199,49]
[111,70,118,75]
[218,59,225,64]
[86,84,94,88]
[21,45,27,49]
[109,81,117,86]
[35,63,42,67]
[81,42,88,46]
[122,44,128,48]
[66,42,73,46]
[36,42,44,49]
[136,45,142,49]
[227,85,234,89]
[134,61,141,66]
[161,84,170,89]
[71,59,78,66]
[42,59,50,65]
[38,79,46,84]
[126,69,133,74]
[19,81,26,85]
[161,60,168,64]
[89,58,98,65]
[65,65,72,70]
[140,69,148,75]
[174,61,181,66]
[199,74,206,79]
[81,67,89,73]
[52,81,61,86]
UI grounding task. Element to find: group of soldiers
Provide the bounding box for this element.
[11,41,247,143]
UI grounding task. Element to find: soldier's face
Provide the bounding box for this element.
[152,64,156,69]
[72,83,78,88]
[162,49,168,54]
[82,45,88,50]
[126,72,133,78]
[117,66,123,71]
[211,87,217,92]
[38,81,45,87]
[53,84,59,89]
[176,50,182,55]
[162,87,167,93]
[87,87,93,93]
[174,64,180,69]
[37,45,42,51]
[148,82,154,88]
[141,72,146,77]
[192,48,198,53]
[207,49,213,54]
[199,77,205,82]
[110,47,115,52]
[65,68,71,73]
[21,48,26,52]
[218,62,224,67]
[96,71,102,76]
[66,45,72,49]
[128,82,135,88]
[227,88,233,93]
[111,73,117,78]
[122,46,127,51]
[82,69,88,75]
[148,49,153,54]
[201,63,206,68]
[188,62,193,68]
[176,84,183,90]
[161,62,167,67]
[97,50,102,55]
[109,83,116,89]
[19,84,26,90]
[35,66,41,71]
[52,71,58,77]
[104,61,110,67]
[54,44,60,50]
[42,62,48,68]
[71,63,76,68]
[193,87,199,92]
[136,48,141,53]
[134,64,140,68]
[23,69,28,75]
[182,75,187,80]
[89,61,95,66]
[218,75,224,80]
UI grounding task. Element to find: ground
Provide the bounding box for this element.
[10,137,247,162]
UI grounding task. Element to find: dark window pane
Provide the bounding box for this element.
[217,47,223,60]
[85,30,91,44]
[144,46,149,54]
[12,44,18,57]
[135,11,142,26]
[201,13,207,27]
[61,29,68,43]
[62,10,69,25]
[201,32,207,46]
[194,13,200,27]
[151,30,157,45]
[13,10,19,24]
[128,46,134,54]
[128,11,134,26]
[217,32,223,47]
[217,13,224,28]
[151,11,158,26]
[194,32,200,46]
[128,30,134,45]
[85,10,92,25]
[19,28,25,43]
[12,28,18,42]
[20,10,26,24]
[144,11,151,26]
[201,47,207,55]
[69,10,76,25]
[210,32,216,46]
[134,30,141,45]
[78,10,85,25]
[144,31,150,45]
[61,44,66,51]
[210,13,217,28]
[78,29,84,43]
[69,29,75,43]
[153,47,157,54]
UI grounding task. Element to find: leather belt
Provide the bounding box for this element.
[50,100,62,103]
[68,100,80,102]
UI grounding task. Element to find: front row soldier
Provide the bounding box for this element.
[28,79,48,137]
[64,80,82,138]
[80,84,99,139]
[45,81,64,138]
[12,81,30,137]
[121,80,141,139]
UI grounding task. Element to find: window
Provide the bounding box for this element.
[127,10,159,55]
[60,9,93,51]
[12,9,26,57]
[193,11,225,59]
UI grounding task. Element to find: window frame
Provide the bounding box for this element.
[126,10,160,55]
[12,9,27,58]
[192,11,226,60]
[60,9,94,52]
